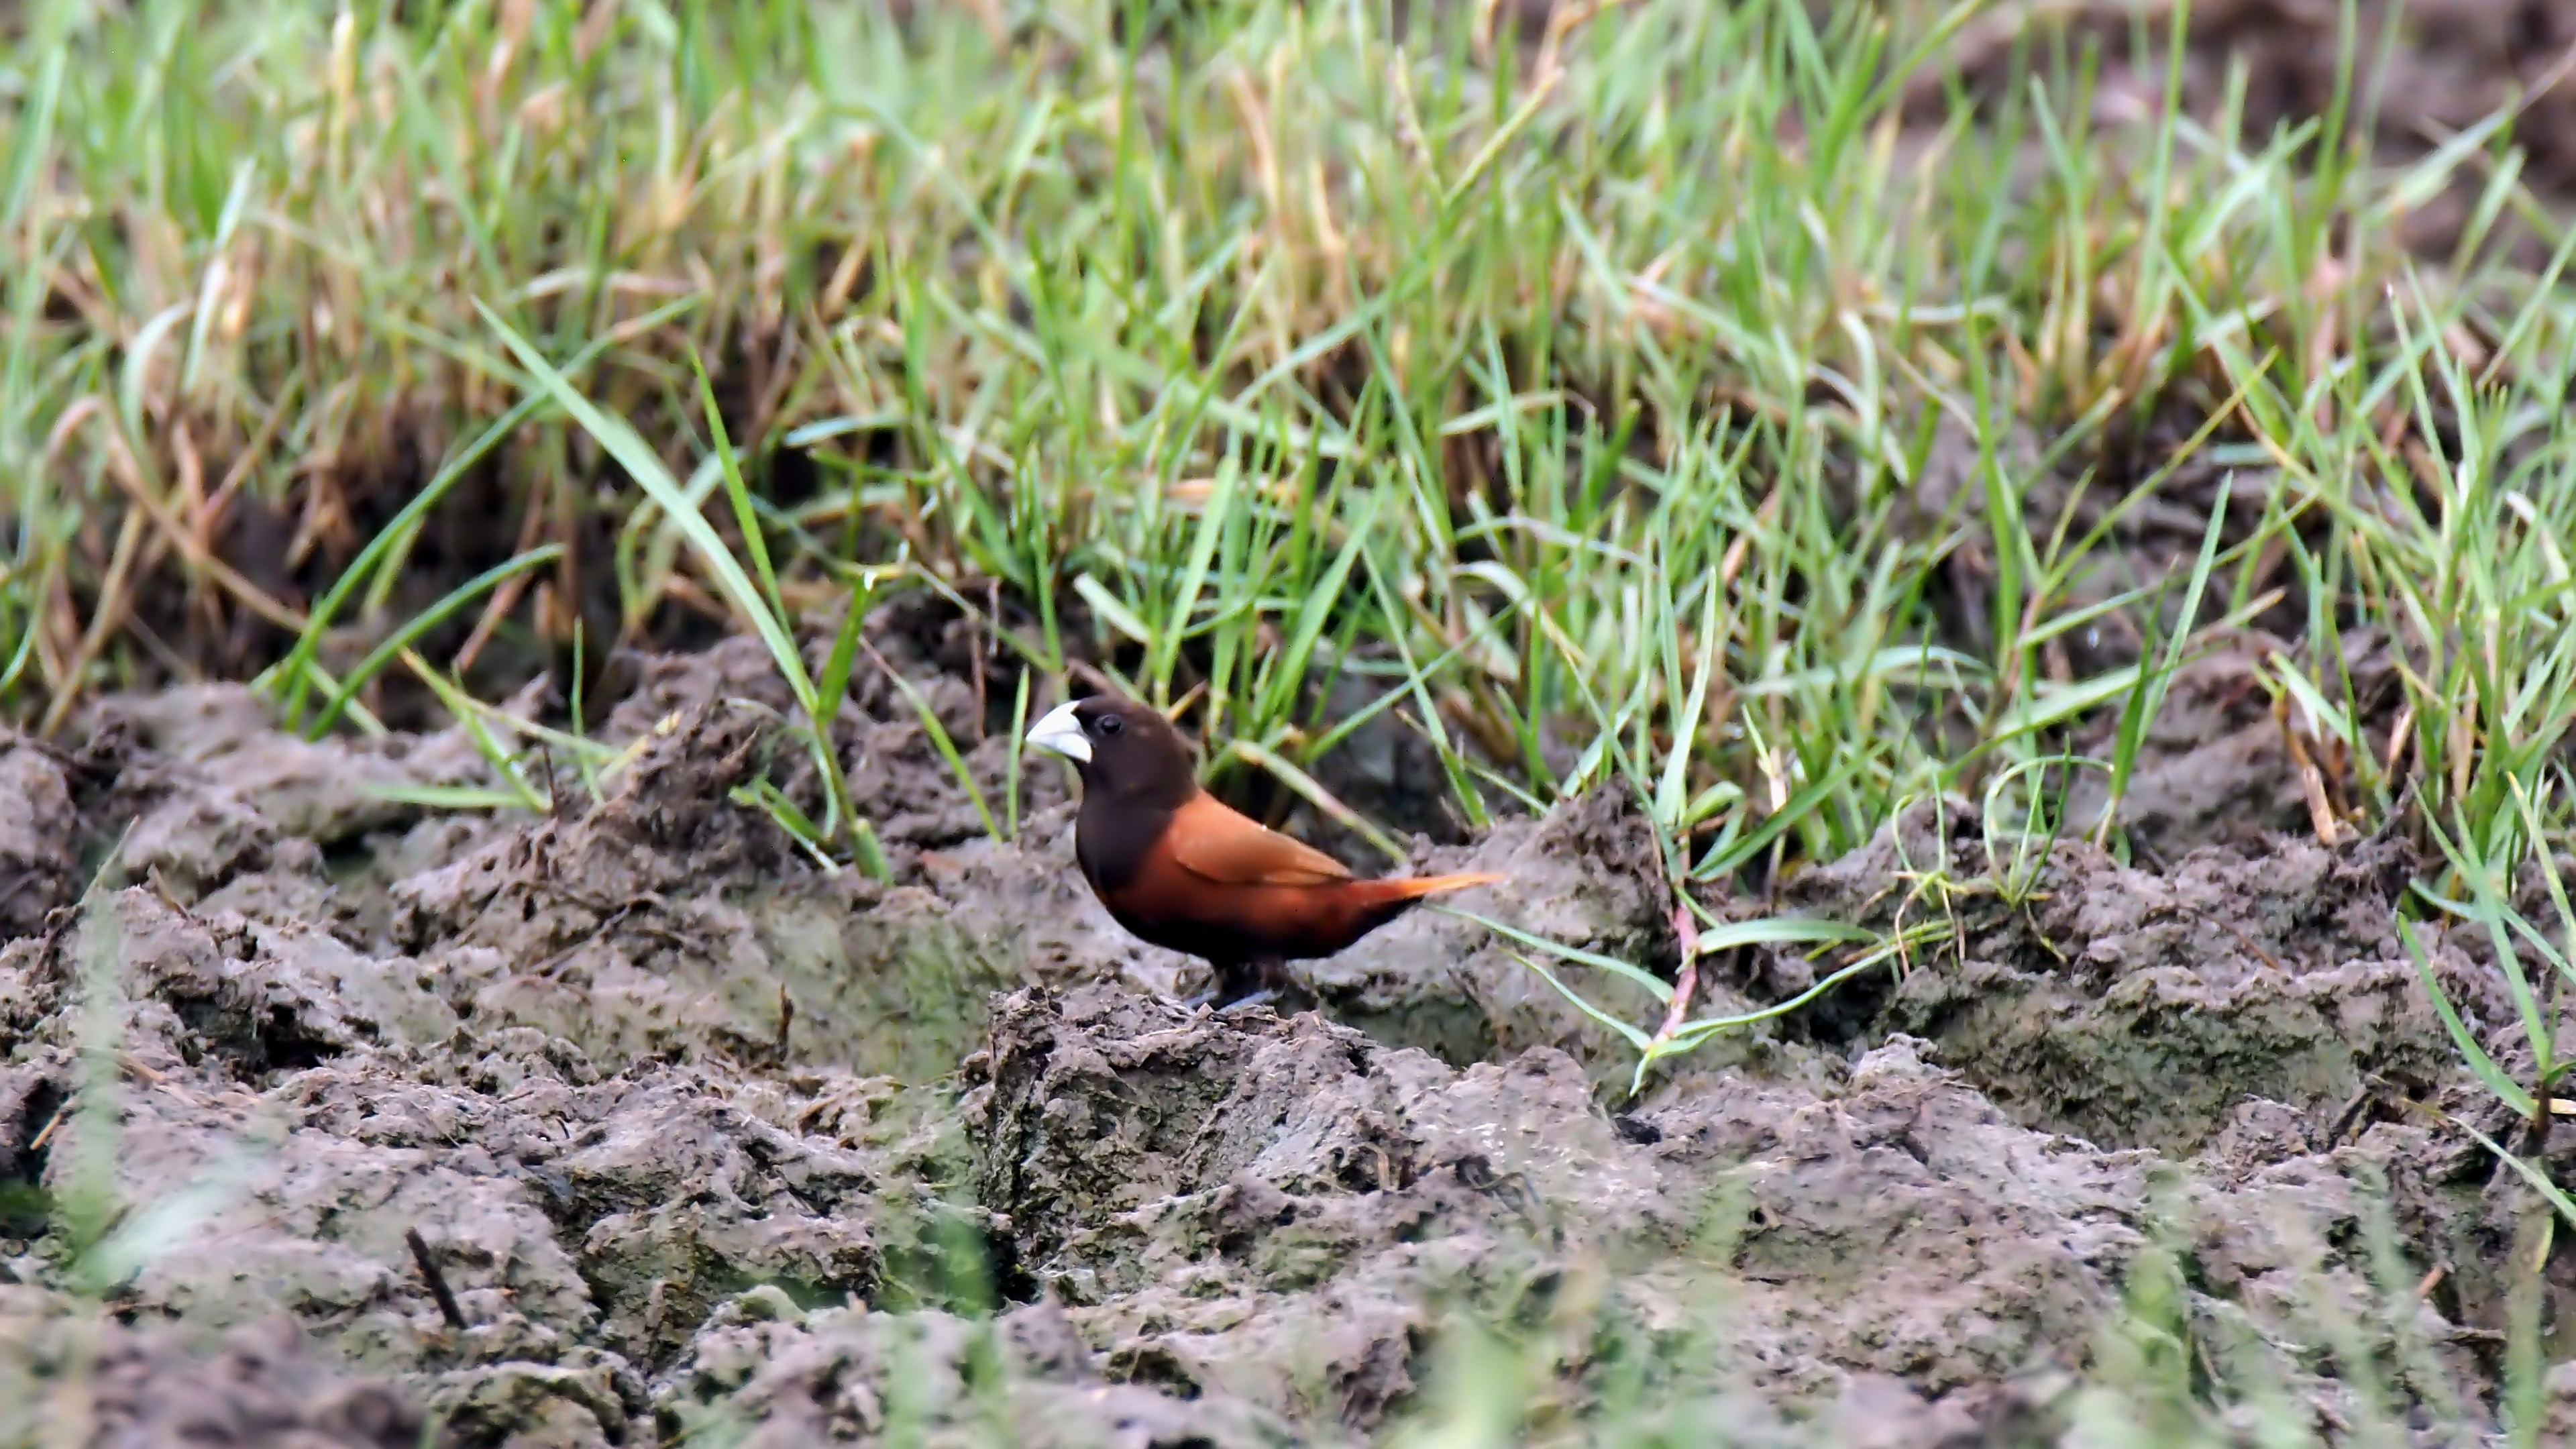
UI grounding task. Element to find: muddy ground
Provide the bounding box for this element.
[3,612,2575,1448]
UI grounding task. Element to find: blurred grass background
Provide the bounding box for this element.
[17,0,2575,885]
[9,0,2576,876]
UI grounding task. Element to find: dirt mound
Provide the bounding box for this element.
[1766,802,2478,1156]
[1,892,927,1442]
[0,1289,424,1449]
[0,740,80,940]
[959,985,2522,1442]
[964,985,1670,1428]
[0,662,2558,1444]
[659,1295,1296,1448]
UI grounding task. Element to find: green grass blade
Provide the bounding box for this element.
[2400,916,2536,1119]
[1440,907,1674,1005]
[478,303,813,716]
[305,544,564,738]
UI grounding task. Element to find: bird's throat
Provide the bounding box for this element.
[1074,788,1183,893]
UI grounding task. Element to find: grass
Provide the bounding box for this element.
[9,0,2576,1440]
[12,0,2576,875]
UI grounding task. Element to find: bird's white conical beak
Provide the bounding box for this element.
[1024,699,1089,765]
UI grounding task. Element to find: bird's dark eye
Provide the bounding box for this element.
[1095,714,1124,737]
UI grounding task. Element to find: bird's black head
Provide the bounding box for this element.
[1024,694,1198,806]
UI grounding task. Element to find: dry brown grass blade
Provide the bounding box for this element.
[38,398,309,732]
[1651,904,1701,1046]
[85,418,307,635]
[2277,694,2344,847]
[39,509,149,737]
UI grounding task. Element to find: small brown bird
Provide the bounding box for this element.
[1025,695,1501,1007]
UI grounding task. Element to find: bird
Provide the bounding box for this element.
[1024,694,1501,1008]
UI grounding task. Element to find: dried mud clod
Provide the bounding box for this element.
[382,701,1023,1079]
[58,687,509,918]
[2061,641,2400,862]
[390,701,788,960]
[656,1293,1297,1448]
[1644,1036,2149,1401]
[1770,802,2473,1155]
[0,879,961,1447]
[0,738,80,945]
[0,1289,427,1448]
[961,987,2515,1441]
[600,628,1071,858]
[963,983,1672,1428]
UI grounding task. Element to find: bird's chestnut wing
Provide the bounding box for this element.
[1164,792,1353,887]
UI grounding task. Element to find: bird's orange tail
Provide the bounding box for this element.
[1375,871,1504,902]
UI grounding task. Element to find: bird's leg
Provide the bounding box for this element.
[1177,959,1244,1010]
[1226,958,1312,1016]
[1186,957,1302,1014]
[1206,957,1268,1010]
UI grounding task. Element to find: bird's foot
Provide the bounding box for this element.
[1181,960,1305,1016]
[1177,986,1279,1013]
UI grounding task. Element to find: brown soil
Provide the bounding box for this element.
[3,610,2573,1447]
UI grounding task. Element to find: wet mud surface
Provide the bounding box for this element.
[3,610,2575,1447]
